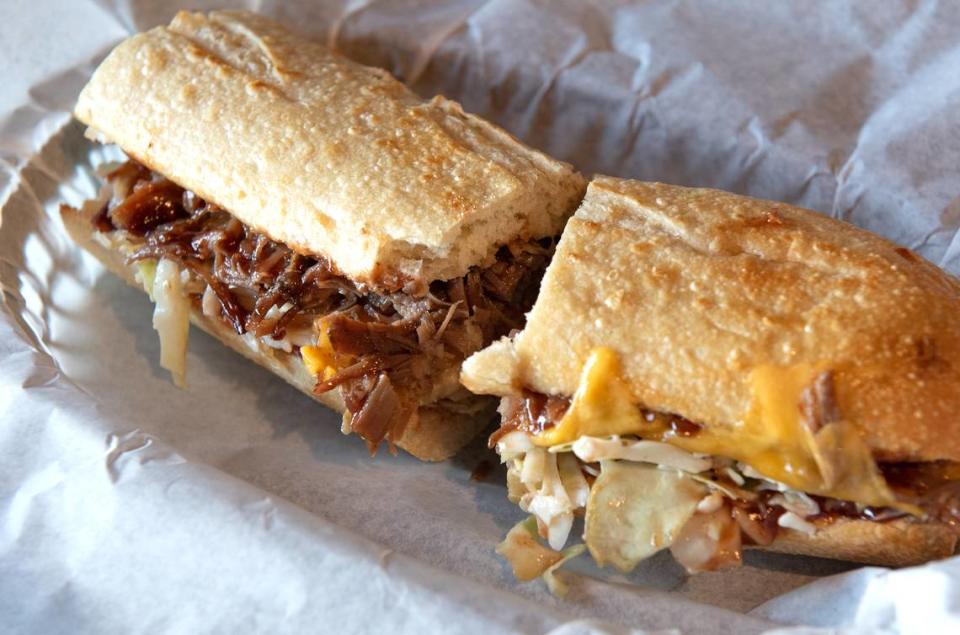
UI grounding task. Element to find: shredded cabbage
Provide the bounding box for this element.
[778,511,817,535]
[723,466,746,486]
[543,543,586,597]
[520,447,546,488]
[769,491,820,517]
[135,260,157,299]
[669,504,742,572]
[151,259,190,387]
[557,452,590,508]
[571,435,713,473]
[496,431,535,460]
[522,452,575,550]
[201,285,219,317]
[496,516,585,597]
[495,516,563,581]
[688,474,751,501]
[585,461,706,571]
[696,492,724,513]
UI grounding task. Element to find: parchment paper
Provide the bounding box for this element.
[3,2,960,633]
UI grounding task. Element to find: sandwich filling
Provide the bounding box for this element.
[83,158,552,452]
[492,348,960,574]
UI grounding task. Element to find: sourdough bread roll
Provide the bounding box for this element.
[61,203,493,462]
[74,10,586,291]
[463,177,960,463]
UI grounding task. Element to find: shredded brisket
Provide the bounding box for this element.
[95,159,553,452]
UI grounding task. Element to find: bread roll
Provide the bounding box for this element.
[74,10,585,290]
[463,177,960,570]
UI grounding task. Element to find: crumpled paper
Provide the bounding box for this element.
[2,2,959,633]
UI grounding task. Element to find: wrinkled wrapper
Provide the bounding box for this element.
[3,1,960,633]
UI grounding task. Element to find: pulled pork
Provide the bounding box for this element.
[94,159,553,452]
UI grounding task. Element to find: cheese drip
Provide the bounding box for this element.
[533,348,650,446]
[532,348,902,509]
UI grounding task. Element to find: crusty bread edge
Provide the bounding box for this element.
[761,516,957,568]
[61,204,493,461]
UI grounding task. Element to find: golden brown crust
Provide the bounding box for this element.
[463,177,960,463]
[74,10,585,290]
[764,517,957,567]
[61,203,492,461]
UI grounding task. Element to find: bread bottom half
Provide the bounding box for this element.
[61,205,494,461]
[761,514,956,567]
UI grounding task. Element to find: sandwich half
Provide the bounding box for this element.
[62,10,585,460]
[462,177,960,576]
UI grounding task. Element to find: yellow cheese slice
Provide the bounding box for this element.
[533,348,902,508]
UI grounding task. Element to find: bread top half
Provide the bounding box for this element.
[75,10,585,290]
[462,177,960,463]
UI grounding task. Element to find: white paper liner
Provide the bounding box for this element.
[3,2,960,633]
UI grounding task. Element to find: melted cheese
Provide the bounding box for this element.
[671,364,825,492]
[300,320,354,381]
[532,348,650,446]
[533,348,902,508]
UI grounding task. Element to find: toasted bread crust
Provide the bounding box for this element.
[61,203,492,461]
[765,516,957,567]
[74,10,585,290]
[463,178,960,463]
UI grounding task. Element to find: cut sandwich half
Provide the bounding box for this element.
[462,177,960,575]
[62,10,585,460]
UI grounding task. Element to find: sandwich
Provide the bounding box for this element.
[461,177,960,579]
[61,10,585,460]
